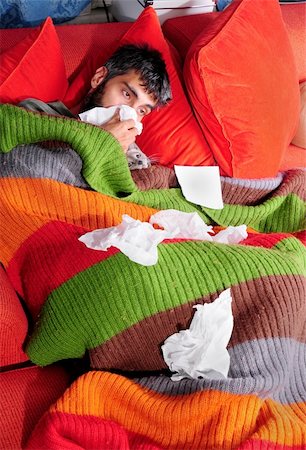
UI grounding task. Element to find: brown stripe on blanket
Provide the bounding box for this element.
[268,169,306,202]
[132,166,305,206]
[89,274,306,371]
[131,164,179,190]
[221,182,276,206]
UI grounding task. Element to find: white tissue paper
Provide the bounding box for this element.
[161,288,233,381]
[79,211,248,266]
[174,165,224,209]
[79,214,167,266]
[78,104,143,135]
[213,225,248,244]
[149,209,214,240]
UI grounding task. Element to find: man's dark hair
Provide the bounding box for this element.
[82,44,172,111]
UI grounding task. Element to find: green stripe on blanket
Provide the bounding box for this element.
[1,104,305,233]
[0,104,137,196]
[26,236,305,367]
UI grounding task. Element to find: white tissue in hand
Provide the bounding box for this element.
[118,105,143,134]
[150,209,214,240]
[161,288,233,381]
[78,105,143,135]
[78,214,166,266]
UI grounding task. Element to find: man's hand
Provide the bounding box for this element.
[101,109,138,152]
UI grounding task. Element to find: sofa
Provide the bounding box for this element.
[0,1,305,449]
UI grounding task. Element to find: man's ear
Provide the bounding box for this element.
[91,66,108,89]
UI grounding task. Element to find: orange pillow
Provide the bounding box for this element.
[64,7,214,168]
[184,0,300,178]
[0,17,68,104]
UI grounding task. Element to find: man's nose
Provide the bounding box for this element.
[128,101,143,122]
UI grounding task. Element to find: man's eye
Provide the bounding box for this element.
[123,90,130,98]
[138,108,147,116]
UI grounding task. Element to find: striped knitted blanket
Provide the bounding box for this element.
[1,105,306,449]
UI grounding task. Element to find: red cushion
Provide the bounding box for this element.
[64,7,214,168]
[162,11,223,61]
[61,22,132,109]
[183,0,300,178]
[0,17,68,104]
[163,2,306,81]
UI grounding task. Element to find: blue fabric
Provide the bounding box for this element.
[0,0,91,28]
[216,0,233,11]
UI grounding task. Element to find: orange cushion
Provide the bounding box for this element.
[0,17,68,104]
[184,0,300,178]
[64,7,214,168]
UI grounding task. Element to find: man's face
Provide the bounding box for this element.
[91,70,157,122]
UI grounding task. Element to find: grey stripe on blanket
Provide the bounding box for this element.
[0,144,90,189]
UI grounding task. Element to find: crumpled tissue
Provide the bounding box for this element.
[78,104,143,135]
[79,214,167,266]
[149,209,214,240]
[161,288,233,381]
[79,210,247,266]
[212,225,247,244]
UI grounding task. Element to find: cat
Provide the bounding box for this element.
[126,143,152,170]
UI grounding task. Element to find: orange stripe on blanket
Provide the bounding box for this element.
[0,177,157,266]
[242,400,306,446]
[51,371,260,449]
[51,372,306,449]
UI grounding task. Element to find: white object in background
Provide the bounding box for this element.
[79,214,167,266]
[149,209,214,240]
[174,166,224,209]
[111,1,216,25]
[161,288,233,381]
[79,105,143,135]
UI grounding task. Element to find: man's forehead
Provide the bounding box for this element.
[121,72,157,107]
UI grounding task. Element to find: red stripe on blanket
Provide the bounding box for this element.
[26,411,162,449]
[7,221,120,319]
[292,230,306,245]
[7,221,189,319]
[241,232,302,249]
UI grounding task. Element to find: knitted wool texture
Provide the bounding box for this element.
[0,104,305,449]
[26,370,306,449]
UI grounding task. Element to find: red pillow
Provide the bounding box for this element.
[64,7,214,168]
[184,0,300,178]
[0,17,68,104]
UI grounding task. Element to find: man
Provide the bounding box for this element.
[19,43,172,153]
[81,43,172,152]
[7,43,172,189]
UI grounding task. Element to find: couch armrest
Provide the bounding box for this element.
[0,265,29,367]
